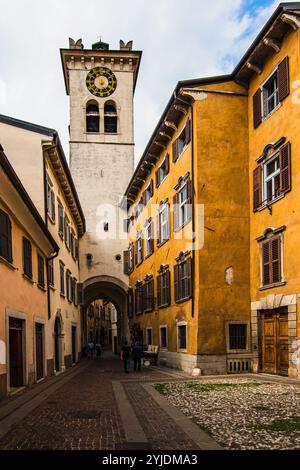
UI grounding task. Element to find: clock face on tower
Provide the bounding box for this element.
[86,66,117,98]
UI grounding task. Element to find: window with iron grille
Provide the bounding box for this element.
[229,324,247,350]
[0,209,12,263]
[23,237,32,279]
[178,324,187,350]
[37,255,45,288]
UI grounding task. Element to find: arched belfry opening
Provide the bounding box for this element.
[86,100,100,133]
[104,101,117,133]
[82,276,129,353]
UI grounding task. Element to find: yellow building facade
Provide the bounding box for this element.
[124,3,300,377]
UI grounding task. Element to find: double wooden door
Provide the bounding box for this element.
[262,312,289,376]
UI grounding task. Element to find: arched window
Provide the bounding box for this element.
[0,209,12,263]
[104,101,117,133]
[86,100,100,133]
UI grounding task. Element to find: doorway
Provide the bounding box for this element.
[35,323,44,381]
[262,311,289,376]
[54,317,61,372]
[9,317,24,388]
[72,326,77,364]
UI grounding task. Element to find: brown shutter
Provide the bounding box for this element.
[155,168,160,188]
[280,142,291,194]
[0,211,12,263]
[156,211,161,245]
[150,278,154,310]
[135,240,138,265]
[150,179,154,197]
[187,177,192,221]
[253,166,262,212]
[278,56,290,102]
[174,264,179,302]
[186,257,192,298]
[253,88,262,129]
[157,275,161,308]
[173,193,179,231]
[185,119,191,145]
[128,288,133,318]
[172,139,178,162]
[166,269,171,306]
[143,283,147,311]
[150,219,154,254]
[262,240,271,286]
[141,237,144,262]
[165,153,170,174]
[77,283,84,305]
[123,250,129,275]
[271,237,281,284]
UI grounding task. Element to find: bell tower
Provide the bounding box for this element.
[60,38,142,284]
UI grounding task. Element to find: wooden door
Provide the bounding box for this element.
[72,326,76,364]
[9,318,24,387]
[262,312,289,376]
[35,323,44,381]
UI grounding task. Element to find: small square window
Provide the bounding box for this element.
[229,324,247,350]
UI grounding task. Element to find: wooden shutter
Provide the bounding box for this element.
[51,190,55,220]
[150,278,154,310]
[187,178,192,221]
[186,257,192,298]
[172,139,178,162]
[165,153,170,174]
[128,288,134,318]
[174,264,179,302]
[253,166,262,212]
[149,179,154,197]
[173,193,179,231]
[0,210,12,263]
[75,239,79,260]
[157,275,161,307]
[185,119,191,145]
[280,142,291,194]
[123,250,129,275]
[141,237,144,262]
[278,56,290,102]
[38,255,45,287]
[143,283,147,310]
[23,238,32,278]
[150,219,154,254]
[155,168,160,188]
[166,270,171,306]
[134,240,138,265]
[262,240,271,286]
[271,237,281,284]
[156,211,161,245]
[253,88,262,129]
[77,283,84,305]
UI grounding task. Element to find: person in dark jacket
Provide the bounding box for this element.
[121,340,131,373]
[132,340,143,372]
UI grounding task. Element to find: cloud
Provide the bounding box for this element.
[0,0,280,163]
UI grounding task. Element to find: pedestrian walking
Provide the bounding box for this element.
[120,340,131,373]
[87,340,94,359]
[95,342,102,358]
[132,340,143,372]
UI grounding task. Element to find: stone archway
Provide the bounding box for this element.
[82,275,129,351]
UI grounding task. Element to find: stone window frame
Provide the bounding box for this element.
[159,325,168,351]
[256,226,286,290]
[177,321,188,353]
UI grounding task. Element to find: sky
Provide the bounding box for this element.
[0,0,285,164]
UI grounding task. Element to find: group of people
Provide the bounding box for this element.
[86,340,102,359]
[121,340,143,373]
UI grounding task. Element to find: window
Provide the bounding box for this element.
[0,210,12,263]
[66,270,72,301]
[178,324,187,350]
[135,233,143,266]
[46,174,55,222]
[253,56,289,128]
[64,216,70,250]
[253,142,291,211]
[157,202,170,245]
[37,255,45,288]
[145,219,154,257]
[155,154,169,187]
[135,282,143,315]
[146,328,152,346]
[48,258,54,287]
[86,100,99,133]
[172,120,191,162]
[143,277,154,312]
[60,263,65,296]
[58,203,64,238]
[229,324,247,350]
[160,326,167,349]
[142,180,153,206]
[174,256,192,302]
[23,237,32,279]
[157,268,170,308]
[173,177,192,231]
[104,101,117,133]
[262,236,282,286]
